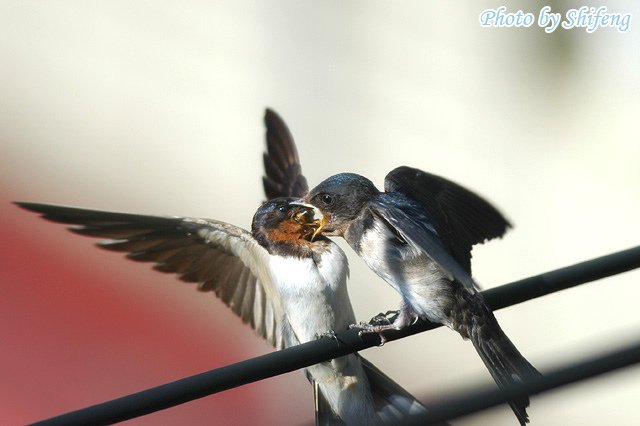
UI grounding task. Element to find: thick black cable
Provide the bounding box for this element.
[402,340,640,425]
[484,245,640,310]
[31,246,640,426]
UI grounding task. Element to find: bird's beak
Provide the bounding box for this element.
[290,202,326,241]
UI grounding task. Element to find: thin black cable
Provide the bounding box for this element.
[402,340,640,425]
[31,246,640,426]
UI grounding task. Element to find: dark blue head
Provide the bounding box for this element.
[305,173,379,235]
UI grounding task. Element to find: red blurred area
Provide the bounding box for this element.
[0,195,310,425]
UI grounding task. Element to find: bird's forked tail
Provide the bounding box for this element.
[466,306,541,425]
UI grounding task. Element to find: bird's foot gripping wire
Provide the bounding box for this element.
[350,322,393,346]
[350,306,416,346]
[315,330,338,342]
[369,310,400,326]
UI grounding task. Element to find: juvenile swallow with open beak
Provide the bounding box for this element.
[13,109,432,425]
[16,199,386,425]
[301,168,540,425]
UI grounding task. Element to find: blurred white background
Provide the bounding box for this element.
[1,1,639,425]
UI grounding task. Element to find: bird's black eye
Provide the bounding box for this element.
[320,194,334,206]
[278,205,288,213]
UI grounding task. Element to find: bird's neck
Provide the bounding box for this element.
[343,209,375,254]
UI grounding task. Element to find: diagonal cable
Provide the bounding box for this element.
[402,339,640,425]
[31,246,640,426]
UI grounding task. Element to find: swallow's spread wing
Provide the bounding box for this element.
[384,166,511,272]
[263,108,309,198]
[368,196,479,292]
[16,202,286,348]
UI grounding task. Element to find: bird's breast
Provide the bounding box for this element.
[268,247,352,343]
[357,218,454,324]
[356,218,413,292]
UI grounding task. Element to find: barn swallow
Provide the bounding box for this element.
[302,168,540,425]
[12,109,432,425]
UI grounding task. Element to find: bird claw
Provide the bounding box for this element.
[369,310,400,326]
[315,330,338,341]
[349,322,392,346]
[349,305,417,346]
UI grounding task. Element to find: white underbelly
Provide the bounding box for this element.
[359,224,454,325]
[268,250,352,345]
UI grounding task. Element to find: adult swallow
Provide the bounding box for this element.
[302,168,541,425]
[12,110,430,425]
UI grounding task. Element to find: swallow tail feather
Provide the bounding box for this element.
[462,304,540,425]
[313,355,440,426]
[360,357,434,424]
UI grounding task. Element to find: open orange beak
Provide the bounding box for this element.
[290,202,326,242]
[310,214,326,241]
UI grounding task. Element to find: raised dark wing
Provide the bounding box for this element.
[15,202,286,349]
[368,196,479,292]
[262,108,309,199]
[384,166,511,273]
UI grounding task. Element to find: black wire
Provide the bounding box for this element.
[484,245,640,311]
[401,340,640,425]
[30,246,640,426]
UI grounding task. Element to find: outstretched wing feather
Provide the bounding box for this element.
[15,202,286,348]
